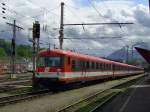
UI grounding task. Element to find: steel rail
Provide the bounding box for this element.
[0,89,52,106]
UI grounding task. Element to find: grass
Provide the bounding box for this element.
[75,91,118,112]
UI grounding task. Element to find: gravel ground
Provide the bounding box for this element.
[0,74,144,112]
[0,93,11,98]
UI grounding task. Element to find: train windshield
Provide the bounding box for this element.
[37,56,63,67]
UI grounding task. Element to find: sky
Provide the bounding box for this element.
[0,0,150,56]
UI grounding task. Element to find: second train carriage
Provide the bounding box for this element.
[35,49,144,88]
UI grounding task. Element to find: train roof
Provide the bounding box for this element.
[39,49,143,69]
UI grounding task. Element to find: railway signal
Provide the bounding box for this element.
[33,21,40,39]
[32,21,40,87]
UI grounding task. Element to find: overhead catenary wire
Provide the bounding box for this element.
[1,1,62,45]
[88,0,129,36]
[48,36,122,39]
[64,4,126,48]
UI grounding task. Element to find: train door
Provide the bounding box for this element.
[81,61,86,77]
[112,64,115,79]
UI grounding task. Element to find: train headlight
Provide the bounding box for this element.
[57,69,61,72]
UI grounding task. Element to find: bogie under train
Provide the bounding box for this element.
[34,49,144,89]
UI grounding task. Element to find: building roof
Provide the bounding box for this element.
[135,47,150,64]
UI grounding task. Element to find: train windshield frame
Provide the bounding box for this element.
[37,56,64,67]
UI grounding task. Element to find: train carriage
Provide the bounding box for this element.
[35,49,144,88]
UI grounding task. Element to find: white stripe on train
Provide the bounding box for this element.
[35,71,143,78]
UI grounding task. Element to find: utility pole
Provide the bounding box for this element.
[131,45,134,61]
[58,2,133,50]
[126,45,129,64]
[59,2,64,49]
[6,20,23,78]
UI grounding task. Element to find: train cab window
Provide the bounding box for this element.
[45,57,63,67]
[37,56,63,67]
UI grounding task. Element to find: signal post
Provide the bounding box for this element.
[32,21,40,87]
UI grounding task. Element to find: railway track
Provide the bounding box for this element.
[0,76,32,83]
[0,74,145,109]
[0,73,32,82]
[0,89,53,107]
[57,74,146,112]
[0,80,31,85]
[0,79,32,93]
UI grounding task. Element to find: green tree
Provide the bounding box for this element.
[0,47,7,57]
[17,45,32,58]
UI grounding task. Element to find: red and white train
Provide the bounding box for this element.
[35,49,144,88]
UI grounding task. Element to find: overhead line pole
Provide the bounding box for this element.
[59,2,134,49]
[59,2,64,49]
[63,23,134,26]
[6,20,23,78]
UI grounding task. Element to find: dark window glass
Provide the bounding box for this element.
[68,57,70,65]
[72,60,76,70]
[86,61,90,69]
[37,56,63,67]
[96,63,99,69]
[92,62,95,70]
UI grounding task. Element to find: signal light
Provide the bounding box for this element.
[33,21,40,38]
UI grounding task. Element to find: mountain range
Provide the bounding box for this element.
[107,42,150,63]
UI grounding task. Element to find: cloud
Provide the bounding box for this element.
[0,0,150,56]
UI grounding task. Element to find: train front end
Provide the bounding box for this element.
[34,49,65,89]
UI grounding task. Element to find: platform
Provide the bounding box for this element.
[98,75,150,112]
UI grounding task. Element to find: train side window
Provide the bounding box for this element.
[108,64,110,70]
[106,64,108,70]
[76,59,80,71]
[72,60,76,71]
[104,63,106,70]
[98,63,100,70]
[86,61,90,69]
[105,64,107,70]
[96,63,99,70]
[68,57,70,65]
[92,62,95,70]
[102,63,105,70]
[100,63,103,70]
[110,64,112,70]
[110,64,111,70]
